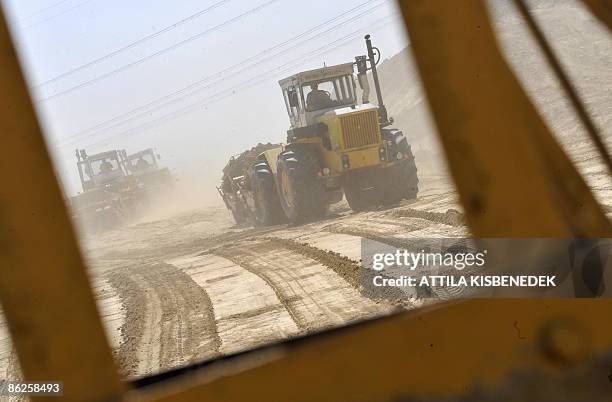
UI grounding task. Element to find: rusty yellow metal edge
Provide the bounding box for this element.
[0,1,609,402]
[397,0,611,237]
[0,7,124,402]
[126,299,612,402]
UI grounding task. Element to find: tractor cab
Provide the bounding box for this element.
[124,148,173,191]
[279,63,359,128]
[75,149,128,191]
[124,148,159,176]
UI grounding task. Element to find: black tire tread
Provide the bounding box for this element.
[250,161,285,226]
[276,146,328,223]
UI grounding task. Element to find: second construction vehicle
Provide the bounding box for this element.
[220,34,418,225]
[124,148,174,193]
[70,149,147,233]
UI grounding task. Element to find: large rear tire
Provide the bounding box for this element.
[276,147,328,224]
[250,161,285,226]
[343,170,382,212]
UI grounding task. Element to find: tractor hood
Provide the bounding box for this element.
[324,103,379,117]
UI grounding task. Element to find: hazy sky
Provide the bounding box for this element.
[1,0,410,196]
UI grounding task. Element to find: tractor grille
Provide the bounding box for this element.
[340,110,380,149]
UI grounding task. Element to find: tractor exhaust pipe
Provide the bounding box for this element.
[355,55,370,104]
[364,34,390,126]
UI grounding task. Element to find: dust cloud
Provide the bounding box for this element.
[135,172,226,224]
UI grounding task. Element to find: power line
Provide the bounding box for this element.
[32,0,230,87]
[54,0,387,147]
[19,0,71,21]
[80,14,398,150]
[83,15,398,150]
[54,0,383,147]
[20,0,97,30]
[88,25,389,149]
[36,0,281,102]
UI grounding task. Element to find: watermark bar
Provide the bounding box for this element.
[0,380,63,396]
[361,238,612,299]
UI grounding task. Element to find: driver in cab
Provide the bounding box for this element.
[135,156,150,171]
[99,159,114,174]
[306,82,333,110]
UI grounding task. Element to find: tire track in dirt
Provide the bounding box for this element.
[106,263,221,377]
[169,254,301,354]
[91,276,125,351]
[264,237,362,289]
[325,216,466,247]
[212,240,393,333]
[322,223,482,301]
[265,236,417,307]
[332,216,434,234]
[206,249,307,332]
[325,225,411,250]
[387,208,464,227]
[93,225,282,263]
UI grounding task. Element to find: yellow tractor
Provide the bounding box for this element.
[70,149,147,233]
[123,148,174,193]
[247,34,418,225]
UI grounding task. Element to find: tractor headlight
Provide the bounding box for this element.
[396,152,403,160]
[379,147,387,161]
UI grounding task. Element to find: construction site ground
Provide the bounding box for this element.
[1,138,610,382]
[0,174,459,379]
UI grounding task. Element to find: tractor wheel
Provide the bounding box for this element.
[380,151,419,205]
[94,202,123,233]
[276,147,328,224]
[381,130,419,202]
[250,161,285,226]
[229,200,247,225]
[343,170,382,212]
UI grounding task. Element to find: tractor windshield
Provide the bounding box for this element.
[91,157,120,175]
[302,75,355,111]
[128,152,155,173]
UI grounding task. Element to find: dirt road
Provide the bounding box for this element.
[0,164,607,380]
[12,174,457,380]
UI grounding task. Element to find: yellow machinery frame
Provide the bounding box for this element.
[0,1,611,401]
